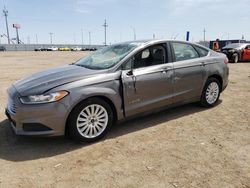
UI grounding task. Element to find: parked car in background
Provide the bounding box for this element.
[5,40,229,142]
[0,46,6,51]
[89,47,97,51]
[59,47,71,51]
[221,43,250,63]
[81,48,89,51]
[71,47,82,51]
[81,48,97,51]
[34,47,42,51]
[47,46,58,51]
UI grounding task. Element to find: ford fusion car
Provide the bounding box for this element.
[221,43,250,63]
[5,40,229,142]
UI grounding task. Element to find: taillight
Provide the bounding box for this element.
[224,57,229,65]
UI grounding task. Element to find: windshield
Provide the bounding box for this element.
[75,43,138,70]
[224,43,247,49]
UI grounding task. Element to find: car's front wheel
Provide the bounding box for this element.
[68,98,114,142]
[200,78,221,107]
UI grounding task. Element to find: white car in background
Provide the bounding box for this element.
[71,47,82,51]
[47,47,58,51]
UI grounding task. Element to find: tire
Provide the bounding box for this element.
[67,97,114,142]
[232,53,239,63]
[200,78,221,107]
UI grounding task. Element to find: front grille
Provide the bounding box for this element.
[7,97,17,114]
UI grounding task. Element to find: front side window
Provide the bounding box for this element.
[75,43,138,70]
[172,42,199,61]
[125,45,166,69]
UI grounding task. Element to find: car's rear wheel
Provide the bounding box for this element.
[232,53,239,63]
[200,78,221,107]
[68,98,114,142]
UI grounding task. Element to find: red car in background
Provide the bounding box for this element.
[221,43,250,63]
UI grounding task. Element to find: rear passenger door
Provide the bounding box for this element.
[170,42,207,103]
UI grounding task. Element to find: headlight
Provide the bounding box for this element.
[20,91,69,104]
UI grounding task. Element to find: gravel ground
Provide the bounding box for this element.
[0,52,249,188]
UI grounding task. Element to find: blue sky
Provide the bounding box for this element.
[0,0,249,44]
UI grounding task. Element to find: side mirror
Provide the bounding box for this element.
[126,69,133,76]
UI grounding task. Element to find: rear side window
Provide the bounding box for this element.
[172,42,199,61]
[194,46,209,57]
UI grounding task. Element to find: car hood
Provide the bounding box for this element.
[14,64,108,96]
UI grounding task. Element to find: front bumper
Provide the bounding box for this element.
[5,86,69,136]
[221,50,236,61]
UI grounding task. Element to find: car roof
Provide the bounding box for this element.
[115,39,209,50]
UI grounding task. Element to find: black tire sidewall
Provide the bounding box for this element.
[200,78,221,107]
[67,98,114,142]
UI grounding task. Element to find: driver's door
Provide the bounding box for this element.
[121,44,174,117]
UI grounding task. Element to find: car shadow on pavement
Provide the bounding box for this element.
[0,102,220,162]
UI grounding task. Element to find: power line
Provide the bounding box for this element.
[3,6,10,44]
[102,19,108,46]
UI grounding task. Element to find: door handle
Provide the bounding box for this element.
[161,67,171,73]
[199,62,206,66]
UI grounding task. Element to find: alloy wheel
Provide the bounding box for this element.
[76,104,108,138]
[205,82,219,105]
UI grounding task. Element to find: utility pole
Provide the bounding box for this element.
[153,34,155,39]
[3,6,10,44]
[88,32,91,45]
[35,34,38,44]
[131,27,136,40]
[81,28,84,45]
[73,33,76,44]
[102,19,108,46]
[203,28,206,42]
[27,36,30,44]
[173,33,179,40]
[120,32,122,42]
[13,24,21,44]
[49,32,53,44]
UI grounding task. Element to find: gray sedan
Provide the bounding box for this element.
[5,40,229,142]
